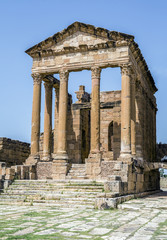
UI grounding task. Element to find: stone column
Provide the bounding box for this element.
[53,69,69,159]
[52,70,69,180]
[131,73,136,156]
[43,81,53,160]
[53,86,59,155]
[120,64,132,158]
[90,66,101,154]
[31,73,42,156]
[86,67,101,180]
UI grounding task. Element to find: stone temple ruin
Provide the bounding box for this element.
[0,22,166,208]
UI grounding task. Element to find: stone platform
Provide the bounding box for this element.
[0,179,162,210]
[0,190,166,239]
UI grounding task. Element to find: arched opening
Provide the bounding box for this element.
[108,121,114,151]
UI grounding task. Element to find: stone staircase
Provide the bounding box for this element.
[66,164,87,179]
[0,180,106,209]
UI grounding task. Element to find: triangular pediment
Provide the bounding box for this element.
[25,22,134,56]
[53,31,108,51]
[25,22,157,93]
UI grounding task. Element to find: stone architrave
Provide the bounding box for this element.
[31,73,42,156]
[43,81,53,161]
[120,64,132,158]
[90,66,101,154]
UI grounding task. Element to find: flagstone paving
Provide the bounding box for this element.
[0,190,166,240]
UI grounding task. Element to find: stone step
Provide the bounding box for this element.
[66,176,88,180]
[9,185,104,190]
[0,200,94,209]
[0,195,97,202]
[70,164,85,168]
[67,164,87,179]
[2,191,103,197]
[6,189,103,194]
[68,170,85,173]
[12,179,103,185]
[0,179,109,209]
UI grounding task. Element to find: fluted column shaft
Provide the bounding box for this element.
[31,73,42,155]
[90,67,101,153]
[120,64,132,156]
[43,81,53,160]
[53,87,59,154]
[57,70,69,157]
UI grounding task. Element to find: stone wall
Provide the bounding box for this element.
[0,138,30,167]
[160,177,167,188]
[39,90,121,163]
[100,91,121,160]
[0,162,36,190]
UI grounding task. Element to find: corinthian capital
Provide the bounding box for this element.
[120,63,133,76]
[59,69,69,82]
[44,81,53,92]
[31,73,42,85]
[91,66,101,79]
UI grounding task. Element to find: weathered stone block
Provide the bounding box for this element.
[5,174,14,180]
[6,168,15,176]
[37,162,52,179]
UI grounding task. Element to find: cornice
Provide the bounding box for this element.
[30,40,117,58]
[129,41,157,93]
[26,22,157,94]
[25,22,134,56]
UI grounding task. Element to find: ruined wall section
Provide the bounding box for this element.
[0,138,30,167]
[135,82,157,162]
[100,91,121,160]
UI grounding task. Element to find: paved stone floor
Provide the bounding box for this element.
[0,190,166,240]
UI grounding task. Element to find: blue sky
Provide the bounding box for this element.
[0,0,167,144]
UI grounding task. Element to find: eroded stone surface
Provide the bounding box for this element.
[0,190,166,239]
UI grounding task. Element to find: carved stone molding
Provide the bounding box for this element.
[44,81,53,92]
[59,69,69,82]
[31,73,42,85]
[91,66,101,79]
[120,64,133,76]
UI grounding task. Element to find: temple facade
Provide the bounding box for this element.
[24,22,159,194]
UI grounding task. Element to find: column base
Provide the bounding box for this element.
[25,154,40,166]
[52,160,69,180]
[118,152,133,163]
[86,151,102,180]
[37,161,53,179]
[52,152,69,180]
[53,152,69,161]
[41,155,52,162]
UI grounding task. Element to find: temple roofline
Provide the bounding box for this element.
[25,22,157,93]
